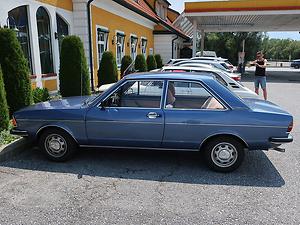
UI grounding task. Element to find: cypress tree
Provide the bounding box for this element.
[147,55,157,71]
[0,66,9,131]
[135,54,147,72]
[97,51,118,86]
[59,35,91,97]
[121,55,133,78]
[0,28,32,115]
[155,54,163,68]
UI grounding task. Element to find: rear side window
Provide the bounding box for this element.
[165,81,225,110]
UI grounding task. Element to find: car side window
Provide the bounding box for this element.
[102,80,163,108]
[165,81,225,110]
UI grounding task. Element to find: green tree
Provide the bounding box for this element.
[135,54,147,72]
[154,54,163,68]
[0,28,32,115]
[59,35,91,97]
[146,55,157,71]
[0,66,9,131]
[205,32,265,65]
[98,51,118,86]
[121,55,132,78]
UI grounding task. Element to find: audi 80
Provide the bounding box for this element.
[11,72,293,172]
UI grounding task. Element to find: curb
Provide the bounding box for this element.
[0,138,33,162]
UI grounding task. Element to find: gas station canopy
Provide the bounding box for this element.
[178,0,300,56]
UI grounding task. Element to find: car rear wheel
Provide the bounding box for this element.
[295,65,299,69]
[39,128,77,161]
[203,136,245,172]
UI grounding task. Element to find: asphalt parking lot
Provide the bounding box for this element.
[0,69,299,225]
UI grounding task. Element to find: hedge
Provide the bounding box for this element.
[0,66,9,131]
[135,54,147,72]
[121,55,133,78]
[32,87,50,103]
[155,54,163,68]
[0,28,32,115]
[146,55,157,71]
[59,35,91,97]
[98,51,118,86]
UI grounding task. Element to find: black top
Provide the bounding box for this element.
[255,59,266,76]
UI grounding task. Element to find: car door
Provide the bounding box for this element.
[85,79,165,148]
[162,80,230,149]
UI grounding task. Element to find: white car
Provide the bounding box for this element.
[171,62,241,81]
[160,66,258,99]
[174,60,232,73]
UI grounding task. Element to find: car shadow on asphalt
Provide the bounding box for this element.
[0,147,285,188]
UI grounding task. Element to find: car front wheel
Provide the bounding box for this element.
[203,136,245,172]
[39,128,77,161]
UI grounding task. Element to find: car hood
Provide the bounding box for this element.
[243,98,290,115]
[18,96,91,112]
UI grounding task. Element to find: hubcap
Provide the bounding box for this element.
[211,142,238,168]
[45,134,67,158]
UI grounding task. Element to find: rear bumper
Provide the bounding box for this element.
[270,134,293,144]
[10,128,29,137]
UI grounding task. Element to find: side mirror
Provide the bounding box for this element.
[99,101,107,109]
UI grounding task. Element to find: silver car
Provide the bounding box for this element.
[161,66,258,99]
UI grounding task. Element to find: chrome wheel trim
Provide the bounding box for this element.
[211,142,238,168]
[44,134,67,158]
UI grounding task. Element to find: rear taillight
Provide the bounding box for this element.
[287,121,293,132]
[232,76,241,81]
[12,117,17,127]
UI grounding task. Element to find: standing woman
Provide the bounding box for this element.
[251,51,268,100]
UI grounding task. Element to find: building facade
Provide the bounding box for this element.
[0,0,189,92]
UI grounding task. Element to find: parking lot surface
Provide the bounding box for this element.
[0,70,299,225]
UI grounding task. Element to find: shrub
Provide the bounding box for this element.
[0,66,9,131]
[0,28,32,115]
[98,51,118,87]
[59,35,91,97]
[146,55,157,71]
[155,54,163,68]
[135,54,147,72]
[121,55,133,78]
[32,87,50,103]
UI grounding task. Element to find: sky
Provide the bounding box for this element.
[168,0,300,40]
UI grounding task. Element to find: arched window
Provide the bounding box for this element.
[56,14,69,53]
[36,7,53,74]
[8,6,32,73]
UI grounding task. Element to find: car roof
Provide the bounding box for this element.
[162,66,218,73]
[124,72,216,81]
[191,57,228,61]
[178,60,223,65]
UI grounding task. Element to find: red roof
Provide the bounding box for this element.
[116,0,190,40]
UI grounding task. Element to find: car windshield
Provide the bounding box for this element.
[82,95,98,106]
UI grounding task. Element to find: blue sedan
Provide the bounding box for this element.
[11,72,293,172]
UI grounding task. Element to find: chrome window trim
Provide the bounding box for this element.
[163,79,230,111]
[97,79,165,110]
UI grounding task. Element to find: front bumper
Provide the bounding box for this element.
[10,128,29,137]
[270,134,293,144]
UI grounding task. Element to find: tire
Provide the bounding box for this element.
[203,136,245,172]
[295,65,299,69]
[38,128,77,162]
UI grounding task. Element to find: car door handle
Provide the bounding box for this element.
[147,112,160,119]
